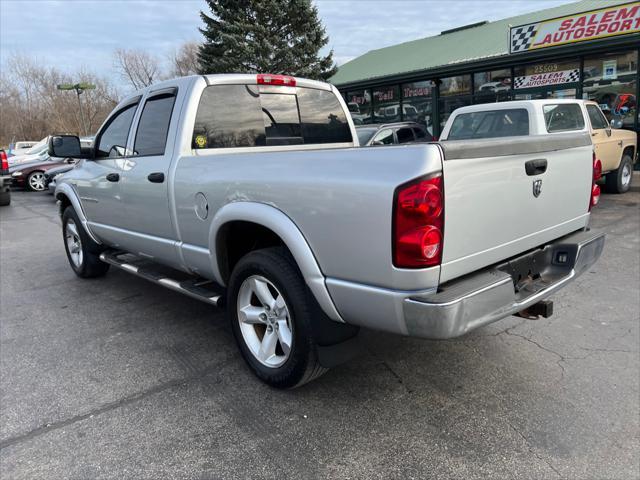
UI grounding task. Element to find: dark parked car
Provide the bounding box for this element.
[9,156,75,192]
[1,150,11,206]
[44,163,76,194]
[356,122,434,146]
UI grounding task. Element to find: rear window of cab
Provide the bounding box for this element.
[447,108,529,140]
[192,84,352,149]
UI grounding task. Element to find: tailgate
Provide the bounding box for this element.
[439,132,592,283]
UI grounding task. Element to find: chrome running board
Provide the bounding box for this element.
[99,250,224,307]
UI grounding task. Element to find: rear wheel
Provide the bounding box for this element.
[228,247,327,388]
[26,171,46,192]
[0,190,10,206]
[605,154,633,194]
[62,206,110,278]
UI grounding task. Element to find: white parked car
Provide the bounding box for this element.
[9,136,93,167]
[11,141,38,155]
[8,137,50,166]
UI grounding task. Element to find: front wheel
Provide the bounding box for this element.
[227,247,327,388]
[62,207,110,278]
[26,171,46,192]
[605,154,634,194]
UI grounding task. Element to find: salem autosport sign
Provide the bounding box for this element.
[514,68,580,89]
[510,2,640,53]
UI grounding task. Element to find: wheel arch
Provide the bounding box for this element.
[55,183,102,244]
[209,202,344,323]
[622,145,636,163]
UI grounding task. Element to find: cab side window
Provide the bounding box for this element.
[96,103,138,158]
[134,92,177,156]
[586,104,608,130]
[396,127,415,144]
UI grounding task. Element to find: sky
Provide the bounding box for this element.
[0,0,575,85]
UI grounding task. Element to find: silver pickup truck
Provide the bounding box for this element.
[50,74,605,388]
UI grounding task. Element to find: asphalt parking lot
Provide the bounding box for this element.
[1,185,639,480]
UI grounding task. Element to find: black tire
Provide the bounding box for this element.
[62,206,110,278]
[0,190,10,206]
[26,170,46,192]
[227,247,328,389]
[605,154,634,194]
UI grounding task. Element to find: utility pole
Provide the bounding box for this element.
[57,83,96,136]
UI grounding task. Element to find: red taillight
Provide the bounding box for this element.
[591,184,601,207]
[589,153,602,211]
[257,74,296,87]
[393,175,444,268]
[0,151,8,171]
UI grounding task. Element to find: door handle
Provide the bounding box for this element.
[525,159,547,176]
[106,173,120,182]
[147,172,165,183]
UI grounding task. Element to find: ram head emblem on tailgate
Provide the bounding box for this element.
[532,179,542,198]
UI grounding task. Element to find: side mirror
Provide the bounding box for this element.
[371,140,384,146]
[610,118,624,129]
[48,135,86,158]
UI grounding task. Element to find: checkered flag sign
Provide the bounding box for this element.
[513,76,527,89]
[510,24,537,53]
[566,69,580,83]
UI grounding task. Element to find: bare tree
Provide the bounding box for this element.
[169,42,200,78]
[0,54,119,146]
[113,48,161,90]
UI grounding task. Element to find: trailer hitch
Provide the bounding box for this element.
[515,300,554,320]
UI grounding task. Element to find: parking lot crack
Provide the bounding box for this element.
[0,367,220,451]
[578,346,637,354]
[507,420,563,479]
[504,331,569,381]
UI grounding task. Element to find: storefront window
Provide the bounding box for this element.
[439,95,472,132]
[345,89,373,125]
[439,75,471,131]
[401,80,434,135]
[582,51,638,129]
[372,86,400,123]
[474,69,511,103]
[514,88,577,100]
[513,59,580,98]
[440,75,471,96]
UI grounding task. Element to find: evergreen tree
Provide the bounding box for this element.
[198,0,337,81]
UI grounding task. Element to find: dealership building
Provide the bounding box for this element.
[330,0,639,140]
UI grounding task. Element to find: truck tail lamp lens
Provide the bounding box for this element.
[257,74,296,87]
[589,154,602,211]
[394,175,444,268]
[593,157,602,181]
[0,150,7,171]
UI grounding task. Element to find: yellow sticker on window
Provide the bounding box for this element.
[195,135,207,148]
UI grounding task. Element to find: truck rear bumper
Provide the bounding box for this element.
[403,229,605,339]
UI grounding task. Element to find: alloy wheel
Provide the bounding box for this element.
[621,163,631,188]
[65,219,83,268]
[237,275,293,368]
[28,172,46,191]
